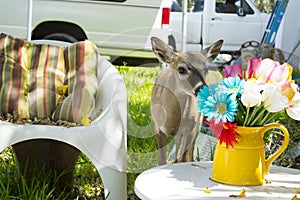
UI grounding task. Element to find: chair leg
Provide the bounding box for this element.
[12,139,79,195]
[98,167,127,200]
[13,139,51,178]
[52,141,80,193]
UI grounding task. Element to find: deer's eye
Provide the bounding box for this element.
[178,66,187,74]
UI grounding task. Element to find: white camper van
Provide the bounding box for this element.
[0,0,172,65]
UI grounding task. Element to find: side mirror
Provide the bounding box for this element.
[237,7,246,16]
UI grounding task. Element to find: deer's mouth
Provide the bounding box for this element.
[194,85,203,97]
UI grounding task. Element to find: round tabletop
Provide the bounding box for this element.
[134,161,300,200]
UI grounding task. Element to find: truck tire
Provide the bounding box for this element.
[31,21,87,43]
[42,33,79,43]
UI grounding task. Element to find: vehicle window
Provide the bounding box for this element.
[216,0,254,15]
[192,0,204,12]
[216,0,238,13]
[171,0,182,12]
[171,0,204,13]
[237,0,254,15]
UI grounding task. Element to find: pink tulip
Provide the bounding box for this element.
[249,58,293,85]
[267,62,293,83]
[278,80,292,89]
[223,64,242,78]
[246,57,262,79]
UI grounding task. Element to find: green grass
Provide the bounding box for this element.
[118,66,162,199]
[119,66,161,169]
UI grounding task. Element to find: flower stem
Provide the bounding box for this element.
[260,111,270,125]
[264,112,279,124]
[243,105,250,126]
[249,106,266,126]
[245,104,261,126]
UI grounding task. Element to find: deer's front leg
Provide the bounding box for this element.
[181,123,199,162]
[155,131,167,165]
[174,133,182,163]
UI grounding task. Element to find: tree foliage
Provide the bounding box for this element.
[254,0,275,13]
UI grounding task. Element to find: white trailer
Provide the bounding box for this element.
[275,0,300,63]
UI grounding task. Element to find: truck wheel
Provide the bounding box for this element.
[42,33,79,43]
[31,21,87,43]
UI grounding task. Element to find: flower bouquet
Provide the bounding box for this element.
[197,57,300,148]
[197,57,299,185]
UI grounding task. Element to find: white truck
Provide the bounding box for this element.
[0,0,172,65]
[168,0,270,52]
[276,0,300,58]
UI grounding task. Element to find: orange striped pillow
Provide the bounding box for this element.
[0,33,29,118]
[0,33,98,125]
[52,40,98,123]
[0,33,65,119]
[28,41,65,119]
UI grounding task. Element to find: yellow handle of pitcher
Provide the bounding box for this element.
[262,123,289,175]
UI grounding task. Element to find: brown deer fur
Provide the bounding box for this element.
[150,37,223,165]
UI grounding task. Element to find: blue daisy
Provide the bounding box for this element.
[222,77,245,96]
[208,83,220,94]
[197,83,220,112]
[197,86,210,112]
[202,92,238,123]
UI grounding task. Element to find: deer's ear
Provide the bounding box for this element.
[203,39,223,63]
[151,37,177,64]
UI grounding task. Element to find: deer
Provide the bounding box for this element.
[150,37,223,165]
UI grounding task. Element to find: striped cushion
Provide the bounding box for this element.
[28,41,65,119]
[0,33,98,125]
[0,33,65,119]
[0,34,29,118]
[52,40,98,123]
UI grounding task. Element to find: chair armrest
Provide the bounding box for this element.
[93,56,127,131]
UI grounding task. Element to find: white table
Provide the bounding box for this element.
[134,161,300,200]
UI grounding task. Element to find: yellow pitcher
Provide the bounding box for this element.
[210,123,289,186]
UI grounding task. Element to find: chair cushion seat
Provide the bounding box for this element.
[0,33,98,125]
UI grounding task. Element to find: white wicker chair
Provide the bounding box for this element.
[0,40,127,200]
